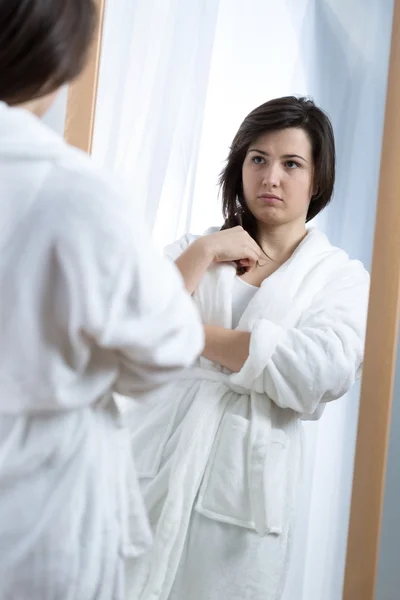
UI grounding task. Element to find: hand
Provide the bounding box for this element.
[202,227,263,268]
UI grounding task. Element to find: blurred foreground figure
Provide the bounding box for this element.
[0,2,204,598]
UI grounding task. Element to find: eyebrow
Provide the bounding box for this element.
[248,148,308,163]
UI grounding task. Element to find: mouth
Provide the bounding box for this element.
[258,193,283,204]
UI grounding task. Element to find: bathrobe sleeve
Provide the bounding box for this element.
[230,261,370,416]
[102,225,205,395]
[44,167,204,396]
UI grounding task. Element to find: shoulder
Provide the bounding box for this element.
[310,228,370,283]
[48,145,128,209]
[22,147,154,285]
[39,146,139,244]
[336,256,370,286]
[307,230,370,307]
[164,233,203,260]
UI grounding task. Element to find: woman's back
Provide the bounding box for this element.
[0,102,203,414]
[0,37,204,599]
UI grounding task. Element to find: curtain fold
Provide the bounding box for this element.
[92,0,220,248]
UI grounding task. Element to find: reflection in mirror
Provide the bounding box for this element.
[90,1,394,599]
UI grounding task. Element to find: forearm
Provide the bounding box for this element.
[175,238,214,294]
[202,325,251,372]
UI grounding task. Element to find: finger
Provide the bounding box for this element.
[238,259,256,273]
[240,255,258,266]
[252,246,263,259]
[248,239,264,258]
[243,248,259,264]
[241,233,263,257]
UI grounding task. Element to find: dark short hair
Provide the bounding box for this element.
[0,0,97,104]
[220,96,336,240]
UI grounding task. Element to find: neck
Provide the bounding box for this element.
[17,90,58,118]
[257,220,307,263]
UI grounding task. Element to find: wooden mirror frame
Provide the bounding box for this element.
[64,0,106,153]
[343,1,400,597]
[64,0,400,597]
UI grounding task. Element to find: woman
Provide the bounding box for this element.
[0,2,203,599]
[125,96,370,600]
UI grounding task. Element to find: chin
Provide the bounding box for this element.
[254,209,285,227]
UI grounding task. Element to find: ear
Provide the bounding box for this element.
[311,171,319,199]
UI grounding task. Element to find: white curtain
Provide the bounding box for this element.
[92,0,393,598]
[92,0,221,249]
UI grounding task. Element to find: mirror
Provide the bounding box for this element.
[65,1,398,599]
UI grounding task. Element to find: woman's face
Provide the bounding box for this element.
[241,127,315,229]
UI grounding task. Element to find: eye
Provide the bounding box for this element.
[251,155,265,165]
[285,160,300,169]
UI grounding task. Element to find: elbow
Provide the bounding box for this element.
[164,317,205,370]
[302,360,361,413]
[179,320,205,365]
[263,357,361,416]
[153,324,204,374]
[156,301,205,371]
[115,321,204,395]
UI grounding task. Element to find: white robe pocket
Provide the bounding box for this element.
[195,412,289,535]
[196,413,252,528]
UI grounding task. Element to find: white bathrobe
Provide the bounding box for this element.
[124,228,370,600]
[0,102,204,600]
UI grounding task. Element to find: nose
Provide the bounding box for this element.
[262,162,280,188]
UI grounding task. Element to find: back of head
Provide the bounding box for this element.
[0,0,97,105]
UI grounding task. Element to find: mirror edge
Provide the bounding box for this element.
[344,1,400,597]
[64,0,106,153]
